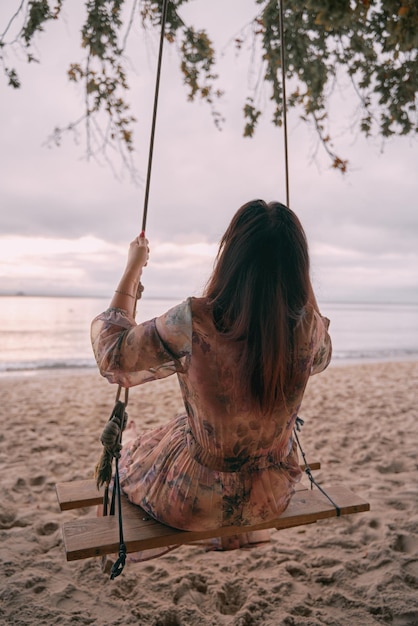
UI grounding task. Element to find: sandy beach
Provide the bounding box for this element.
[1,360,417,626]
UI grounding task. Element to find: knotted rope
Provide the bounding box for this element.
[94,391,129,579]
[95,396,128,489]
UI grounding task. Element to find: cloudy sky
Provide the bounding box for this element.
[1,0,417,304]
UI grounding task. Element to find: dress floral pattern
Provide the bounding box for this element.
[91,297,331,532]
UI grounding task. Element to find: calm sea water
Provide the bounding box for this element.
[0,296,417,374]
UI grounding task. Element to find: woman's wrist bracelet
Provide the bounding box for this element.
[115,289,135,299]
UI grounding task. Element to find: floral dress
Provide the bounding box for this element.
[91,297,331,532]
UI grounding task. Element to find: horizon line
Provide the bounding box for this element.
[0,292,417,307]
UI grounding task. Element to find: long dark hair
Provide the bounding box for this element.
[204,199,312,414]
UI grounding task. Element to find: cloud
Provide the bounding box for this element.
[0,0,417,302]
[0,234,218,298]
[311,242,418,303]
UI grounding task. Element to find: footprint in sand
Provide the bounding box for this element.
[215,580,246,616]
[386,499,408,511]
[290,603,313,618]
[29,475,46,487]
[35,521,59,536]
[392,533,418,554]
[392,610,418,625]
[13,477,27,491]
[0,506,31,529]
[0,507,17,529]
[154,608,181,626]
[376,460,407,474]
[172,572,208,605]
[21,573,48,594]
[285,562,308,580]
[403,560,418,589]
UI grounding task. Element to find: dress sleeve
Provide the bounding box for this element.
[91,299,192,387]
[310,312,332,375]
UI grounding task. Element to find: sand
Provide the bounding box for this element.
[0,360,417,626]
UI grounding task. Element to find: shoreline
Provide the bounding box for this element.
[1,354,418,379]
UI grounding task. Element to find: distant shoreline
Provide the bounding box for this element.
[1,356,418,381]
[0,293,181,301]
[1,293,418,306]
[2,299,418,375]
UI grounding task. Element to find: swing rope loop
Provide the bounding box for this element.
[109,457,127,580]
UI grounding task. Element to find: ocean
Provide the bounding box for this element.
[0,296,417,374]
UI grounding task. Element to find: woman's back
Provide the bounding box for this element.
[178,297,330,465]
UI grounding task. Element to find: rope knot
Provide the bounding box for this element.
[110,543,127,580]
[95,399,128,488]
[295,416,304,432]
[100,400,128,457]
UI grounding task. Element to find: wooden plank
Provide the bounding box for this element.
[56,480,309,512]
[56,462,321,511]
[56,480,104,511]
[62,485,369,561]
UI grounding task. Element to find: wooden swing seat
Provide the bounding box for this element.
[56,463,369,562]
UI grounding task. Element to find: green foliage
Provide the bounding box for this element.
[5,66,21,88]
[243,98,262,137]
[1,1,62,86]
[68,1,137,154]
[1,0,417,174]
[243,0,418,170]
[21,0,62,44]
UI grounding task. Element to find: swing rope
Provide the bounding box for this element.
[278,0,290,208]
[278,1,340,517]
[142,0,170,235]
[294,418,341,516]
[94,0,170,580]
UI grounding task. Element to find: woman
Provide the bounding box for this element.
[91,199,331,547]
